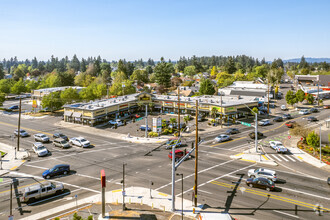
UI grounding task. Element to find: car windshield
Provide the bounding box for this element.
[20,130,26,133]
[37,146,46,150]
[51,183,56,188]
[40,134,46,138]
[49,167,55,172]
[60,140,67,144]
[80,139,87,142]
[268,179,274,185]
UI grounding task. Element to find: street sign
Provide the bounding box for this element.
[241,122,251,127]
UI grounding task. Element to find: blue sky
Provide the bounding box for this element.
[0,0,329,61]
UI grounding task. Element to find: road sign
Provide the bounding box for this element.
[241,122,251,127]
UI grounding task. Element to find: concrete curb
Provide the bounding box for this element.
[0,142,29,176]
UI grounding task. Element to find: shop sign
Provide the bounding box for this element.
[226,107,235,112]
[153,117,162,133]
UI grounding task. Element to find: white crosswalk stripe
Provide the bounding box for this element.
[285,155,296,162]
[266,154,304,162]
[277,154,289,162]
[269,154,282,161]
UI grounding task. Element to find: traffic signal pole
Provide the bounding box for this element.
[194,100,198,207]
[17,97,22,151]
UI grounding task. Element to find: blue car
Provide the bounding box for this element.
[8,105,19,110]
[42,164,70,179]
[140,125,151,131]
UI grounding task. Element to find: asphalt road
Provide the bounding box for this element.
[0,98,329,219]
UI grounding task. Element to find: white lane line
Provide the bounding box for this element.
[229,144,249,150]
[278,154,289,162]
[285,155,296,162]
[9,171,100,193]
[24,164,47,170]
[197,189,212,195]
[270,154,282,161]
[273,210,299,218]
[177,164,255,196]
[155,159,235,191]
[199,150,228,157]
[278,166,327,182]
[295,156,303,162]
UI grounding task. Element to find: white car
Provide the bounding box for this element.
[269,141,288,153]
[32,142,49,157]
[214,134,230,143]
[258,119,271,126]
[34,133,50,143]
[299,109,309,115]
[70,137,90,148]
[280,105,288,111]
[248,168,277,181]
[109,119,124,126]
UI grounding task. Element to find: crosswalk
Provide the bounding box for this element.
[265,154,303,162]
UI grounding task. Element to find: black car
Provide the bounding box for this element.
[249,131,264,139]
[273,116,283,122]
[53,133,69,141]
[283,114,292,119]
[42,164,70,179]
[307,116,317,122]
[225,128,239,135]
[309,108,318,113]
[246,177,275,191]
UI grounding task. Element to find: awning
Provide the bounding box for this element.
[72,112,82,118]
[64,111,73,117]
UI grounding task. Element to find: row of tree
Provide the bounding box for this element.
[285,89,315,106]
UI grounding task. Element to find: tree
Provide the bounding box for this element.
[289,123,310,140]
[210,66,218,78]
[100,63,112,84]
[130,69,149,84]
[80,58,87,72]
[0,64,4,80]
[184,65,197,77]
[13,67,25,81]
[211,107,218,119]
[254,64,268,78]
[0,79,13,94]
[80,85,97,101]
[216,71,232,87]
[11,79,26,94]
[183,115,190,124]
[117,59,127,75]
[224,57,236,74]
[70,54,80,72]
[296,89,305,103]
[306,93,314,104]
[306,131,320,155]
[26,80,40,92]
[171,77,182,87]
[154,57,174,87]
[299,56,309,69]
[41,91,63,111]
[199,78,215,95]
[109,80,135,96]
[145,65,153,75]
[285,90,297,106]
[0,93,5,106]
[176,57,187,72]
[60,88,80,104]
[252,107,259,114]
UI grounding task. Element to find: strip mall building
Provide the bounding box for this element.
[63,92,259,126]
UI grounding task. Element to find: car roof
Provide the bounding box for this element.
[54,164,70,168]
[270,141,282,145]
[55,138,66,141]
[258,168,276,174]
[33,142,44,146]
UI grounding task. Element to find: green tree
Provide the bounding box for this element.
[100,63,112,84]
[130,69,149,84]
[79,86,97,101]
[0,64,4,79]
[211,107,218,119]
[0,93,5,106]
[11,79,26,94]
[252,107,259,114]
[60,88,80,104]
[183,115,190,124]
[41,91,63,111]
[13,67,25,81]
[233,69,246,81]
[306,131,320,155]
[306,93,314,104]
[184,65,197,77]
[70,54,80,72]
[0,79,13,94]
[199,78,215,95]
[224,57,236,74]
[154,57,174,87]
[299,56,309,69]
[110,80,135,96]
[296,89,305,103]
[285,90,297,106]
[210,66,218,78]
[254,64,268,78]
[216,71,232,87]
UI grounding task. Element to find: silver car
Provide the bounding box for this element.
[34,133,50,143]
[14,129,29,137]
[248,168,277,182]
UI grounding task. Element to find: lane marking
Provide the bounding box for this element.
[285,155,296,162]
[270,154,282,161]
[199,150,228,157]
[177,164,255,196]
[295,156,303,162]
[197,189,212,195]
[10,166,18,170]
[229,144,249,150]
[0,180,47,194]
[112,189,122,193]
[278,154,288,162]
[273,210,299,219]
[158,192,168,196]
[240,159,256,163]
[155,159,235,191]
[262,155,269,160]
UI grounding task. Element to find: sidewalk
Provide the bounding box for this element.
[230,147,278,166]
[0,142,29,176]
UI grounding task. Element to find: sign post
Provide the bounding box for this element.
[101,170,106,217]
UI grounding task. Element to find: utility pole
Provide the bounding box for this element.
[320,124,322,163]
[10,183,12,218]
[177,86,180,136]
[145,104,148,138]
[122,163,126,210]
[255,112,258,153]
[267,80,270,115]
[317,80,320,107]
[220,92,223,128]
[17,97,22,151]
[194,100,198,207]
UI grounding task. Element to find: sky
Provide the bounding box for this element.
[0,0,330,62]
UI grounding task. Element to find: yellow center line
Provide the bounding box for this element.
[0,121,53,136]
[210,180,330,212]
[0,180,47,194]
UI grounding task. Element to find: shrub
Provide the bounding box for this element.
[162,129,171,135]
[148,132,158,137]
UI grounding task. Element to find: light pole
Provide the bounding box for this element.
[176,173,184,220]
[243,104,258,154]
[319,124,322,164]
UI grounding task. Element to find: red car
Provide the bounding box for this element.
[134,114,141,118]
[285,121,296,128]
[168,150,185,161]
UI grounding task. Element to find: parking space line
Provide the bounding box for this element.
[273,210,299,219]
[278,154,288,162]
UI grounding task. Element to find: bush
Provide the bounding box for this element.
[87,215,93,220]
[148,132,158,137]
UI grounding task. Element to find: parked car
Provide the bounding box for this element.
[258,119,271,126]
[285,121,296,128]
[133,114,141,118]
[32,142,49,157]
[307,116,317,122]
[21,182,64,203]
[299,109,309,115]
[248,168,277,182]
[168,149,185,161]
[225,128,239,135]
[168,123,186,129]
[249,131,263,139]
[324,105,330,109]
[197,114,206,122]
[273,116,283,122]
[165,140,182,149]
[34,133,50,143]
[14,129,29,137]
[280,105,288,111]
[53,138,70,148]
[42,164,70,179]
[309,108,318,113]
[214,134,230,143]
[282,114,292,119]
[53,133,69,141]
[8,105,19,110]
[140,125,151,131]
[108,119,124,126]
[269,141,288,153]
[69,137,90,148]
[246,177,275,191]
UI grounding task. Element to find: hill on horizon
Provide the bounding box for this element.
[283,57,330,63]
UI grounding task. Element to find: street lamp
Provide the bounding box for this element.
[243,104,258,154]
[176,173,184,220]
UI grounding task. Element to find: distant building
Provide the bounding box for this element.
[295,75,330,87]
[218,81,271,99]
